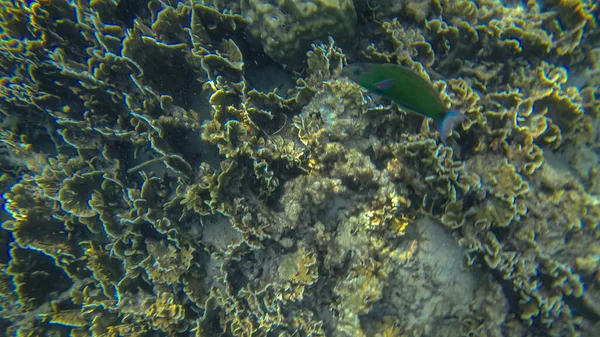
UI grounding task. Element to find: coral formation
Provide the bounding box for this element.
[1,0,599,337]
[242,0,357,62]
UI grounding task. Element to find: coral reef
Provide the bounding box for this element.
[1,0,599,337]
[242,0,357,62]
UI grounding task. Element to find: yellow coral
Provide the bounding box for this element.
[278,246,319,302]
[141,239,194,284]
[145,292,186,333]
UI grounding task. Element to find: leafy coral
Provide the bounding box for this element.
[0,0,599,337]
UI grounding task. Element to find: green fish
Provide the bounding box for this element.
[342,62,466,144]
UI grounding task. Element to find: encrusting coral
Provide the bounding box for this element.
[1,0,599,337]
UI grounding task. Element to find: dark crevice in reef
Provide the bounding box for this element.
[538,272,600,326]
[93,0,151,28]
[490,268,522,318]
[242,46,297,94]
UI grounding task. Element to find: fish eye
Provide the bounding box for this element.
[353,69,361,75]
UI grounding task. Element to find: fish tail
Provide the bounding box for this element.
[439,111,467,145]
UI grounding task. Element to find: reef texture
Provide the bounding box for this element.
[0,0,599,337]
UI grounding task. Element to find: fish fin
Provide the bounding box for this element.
[439,111,467,145]
[375,79,393,91]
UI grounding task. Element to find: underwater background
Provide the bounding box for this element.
[0,0,599,336]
